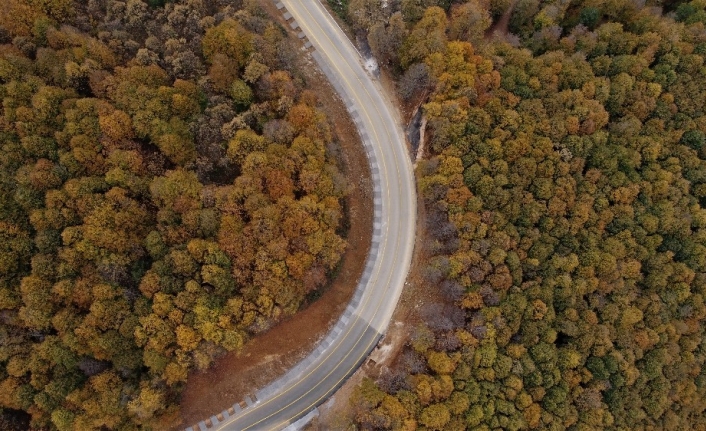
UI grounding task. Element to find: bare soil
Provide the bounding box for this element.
[309,175,450,429]
[486,0,518,39]
[308,24,444,431]
[176,2,373,428]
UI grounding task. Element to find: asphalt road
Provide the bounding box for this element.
[207,1,417,429]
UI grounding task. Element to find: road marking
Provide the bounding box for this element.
[238,1,409,429]
[214,1,414,428]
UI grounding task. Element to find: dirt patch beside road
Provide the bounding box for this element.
[310,176,445,429]
[176,3,373,428]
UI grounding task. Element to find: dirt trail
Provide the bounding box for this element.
[176,2,373,428]
[486,0,518,39]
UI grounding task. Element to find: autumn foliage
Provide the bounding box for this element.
[0,0,347,429]
[345,0,706,430]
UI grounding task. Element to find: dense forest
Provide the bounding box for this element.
[342,0,706,430]
[0,0,349,429]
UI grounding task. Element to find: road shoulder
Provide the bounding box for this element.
[176,2,374,427]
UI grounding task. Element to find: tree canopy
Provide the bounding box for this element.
[345,0,706,429]
[0,0,348,429]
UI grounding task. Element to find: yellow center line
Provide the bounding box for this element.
[216,1,408,429]
[244,1,410,429]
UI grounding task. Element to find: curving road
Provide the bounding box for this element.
[196,1,417,430]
